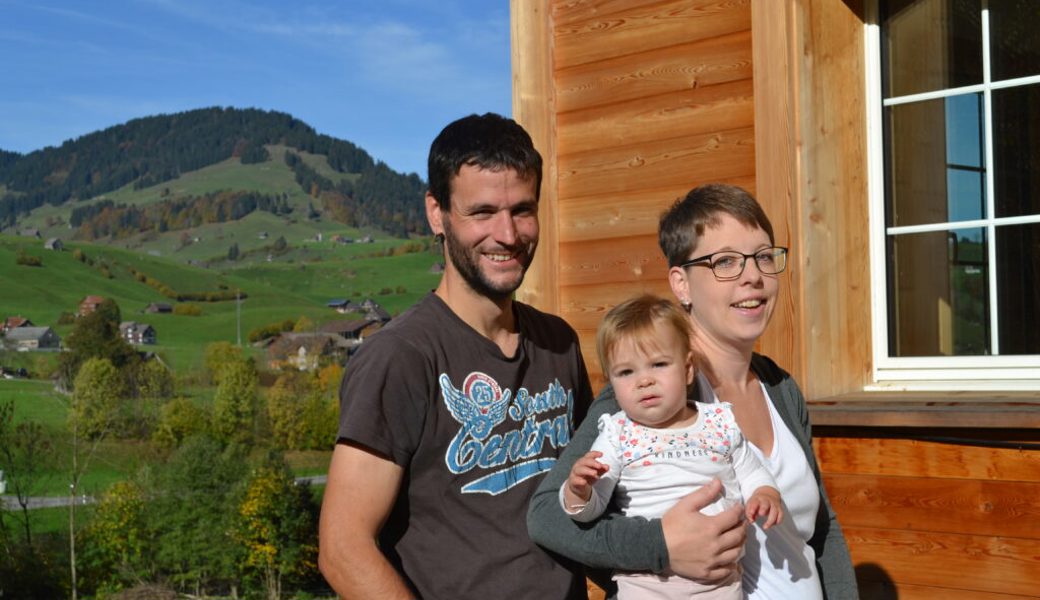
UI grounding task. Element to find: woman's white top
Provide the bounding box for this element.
[699,375,823,600]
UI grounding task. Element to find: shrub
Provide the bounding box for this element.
[172,303,202,316]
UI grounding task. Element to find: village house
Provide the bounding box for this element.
[19,228,40,239]
[510,2,1040,597]
[326,299,360,314]
[2,316,34,334]
[319,318,382,346]
[119,321,156,345]
[44,238,63,251]
[3,326,61,351]
[266,332,350,371]
[144,302,173,314]
[358,299,392,323]
[78,295,106,316]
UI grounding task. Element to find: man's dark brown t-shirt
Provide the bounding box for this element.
[337,293,592,599]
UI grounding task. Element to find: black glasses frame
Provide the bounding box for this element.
[679,247,789,281]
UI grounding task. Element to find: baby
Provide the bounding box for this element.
[560,294,782,599]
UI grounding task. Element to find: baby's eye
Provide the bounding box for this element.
[614,368,633,378]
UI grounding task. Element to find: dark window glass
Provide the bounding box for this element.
[993,84,1040,218]
[881,0,982,97]
[888,228,989,356]
[989,1,1040,81]
[996,223,1040,354]
[886,93,985,227]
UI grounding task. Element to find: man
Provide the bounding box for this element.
[318,113,592,600]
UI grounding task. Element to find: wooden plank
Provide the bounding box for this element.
[814,437,1040,482]
[556,30,752,113]
[558,175,756,243]
[512,0,560,314]
[857,580,1033,600]
[823,473,1040,538]
[558,126,756,200]
[560,234,668,287]
[809,400,1040,429]
[558,78,754,156]
[843,526,1040,597]
[560,280,672,331]
[751,0,803,382]
[554,0,750,69]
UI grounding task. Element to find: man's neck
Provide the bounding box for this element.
[435,279,519,356]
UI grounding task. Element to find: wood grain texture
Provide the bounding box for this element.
[856,580,1034,600]
[558,126,755,200]
[843,526,1040,597]
[556,30,752,113]
[557,175,756,243]
[560,280,672,332]
[815,436,1040,482]
[559,234,668,287]
[823,473,1040,538]
[512,0,560,314]
[558,78,754,156]
[554,0,750,69]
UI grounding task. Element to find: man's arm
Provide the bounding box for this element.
[319,443,414,600]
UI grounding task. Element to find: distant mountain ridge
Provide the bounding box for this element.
[0,107,427,238]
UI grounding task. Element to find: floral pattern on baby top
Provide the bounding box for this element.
[600,401,740,470]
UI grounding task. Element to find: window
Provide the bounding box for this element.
[867,0,1040,386]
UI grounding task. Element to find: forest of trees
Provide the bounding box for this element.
[0,107,424,236]
[69,191,293,240]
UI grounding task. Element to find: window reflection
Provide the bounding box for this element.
[882,0,981,98]
[989,2,1040,82]
[886,93,985,227]
[993,84,1040,218]
[996,223,1040,354]
[888,228,989,356]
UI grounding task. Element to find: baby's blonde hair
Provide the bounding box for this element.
[596,294,693,374]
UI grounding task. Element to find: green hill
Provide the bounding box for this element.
[0,234,442,374]
[0,107,428,243]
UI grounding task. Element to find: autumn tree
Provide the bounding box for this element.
[152,398,210,450]
[212,358,259,444]
[59,298,136,390]
[81,480,149,595]
[231,461,318,600]
[0,401,55,549]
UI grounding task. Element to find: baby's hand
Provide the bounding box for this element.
[745,486,784,529]
[564,451,607,509]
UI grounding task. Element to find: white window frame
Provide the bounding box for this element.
[865,0,1040,390]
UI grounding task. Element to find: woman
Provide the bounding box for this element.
[527,184,858,599]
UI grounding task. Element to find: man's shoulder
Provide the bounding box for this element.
[514,300,578,340]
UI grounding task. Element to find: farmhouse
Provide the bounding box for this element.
[510,2,1040,597]
[144,302,173,314]
[78,295,106,316]
[119,321,156,345]
[266,332,350,371]
[319,318,382,345]
[2,316,34,334]
[326,299,360,314]
[3,326,61,351]
[44,238,63,250]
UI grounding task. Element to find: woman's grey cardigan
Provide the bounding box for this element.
[526,353,859,599]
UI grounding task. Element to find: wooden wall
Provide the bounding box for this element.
[511,0,1040,598]
[514,0,757,390]
[817,430,1040,599]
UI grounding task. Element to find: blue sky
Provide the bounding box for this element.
[0,0,513,178]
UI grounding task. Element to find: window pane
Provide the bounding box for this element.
[996,223,1040,354]
[881,0,982,98]
[993,83,1040,218]
[887,228,989,356]
[989,1,1040,81]
[886,94,985,227]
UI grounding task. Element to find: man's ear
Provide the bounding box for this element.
[426,192,444,236]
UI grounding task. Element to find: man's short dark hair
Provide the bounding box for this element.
[658,183,775,267]
[427,113,543,212]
